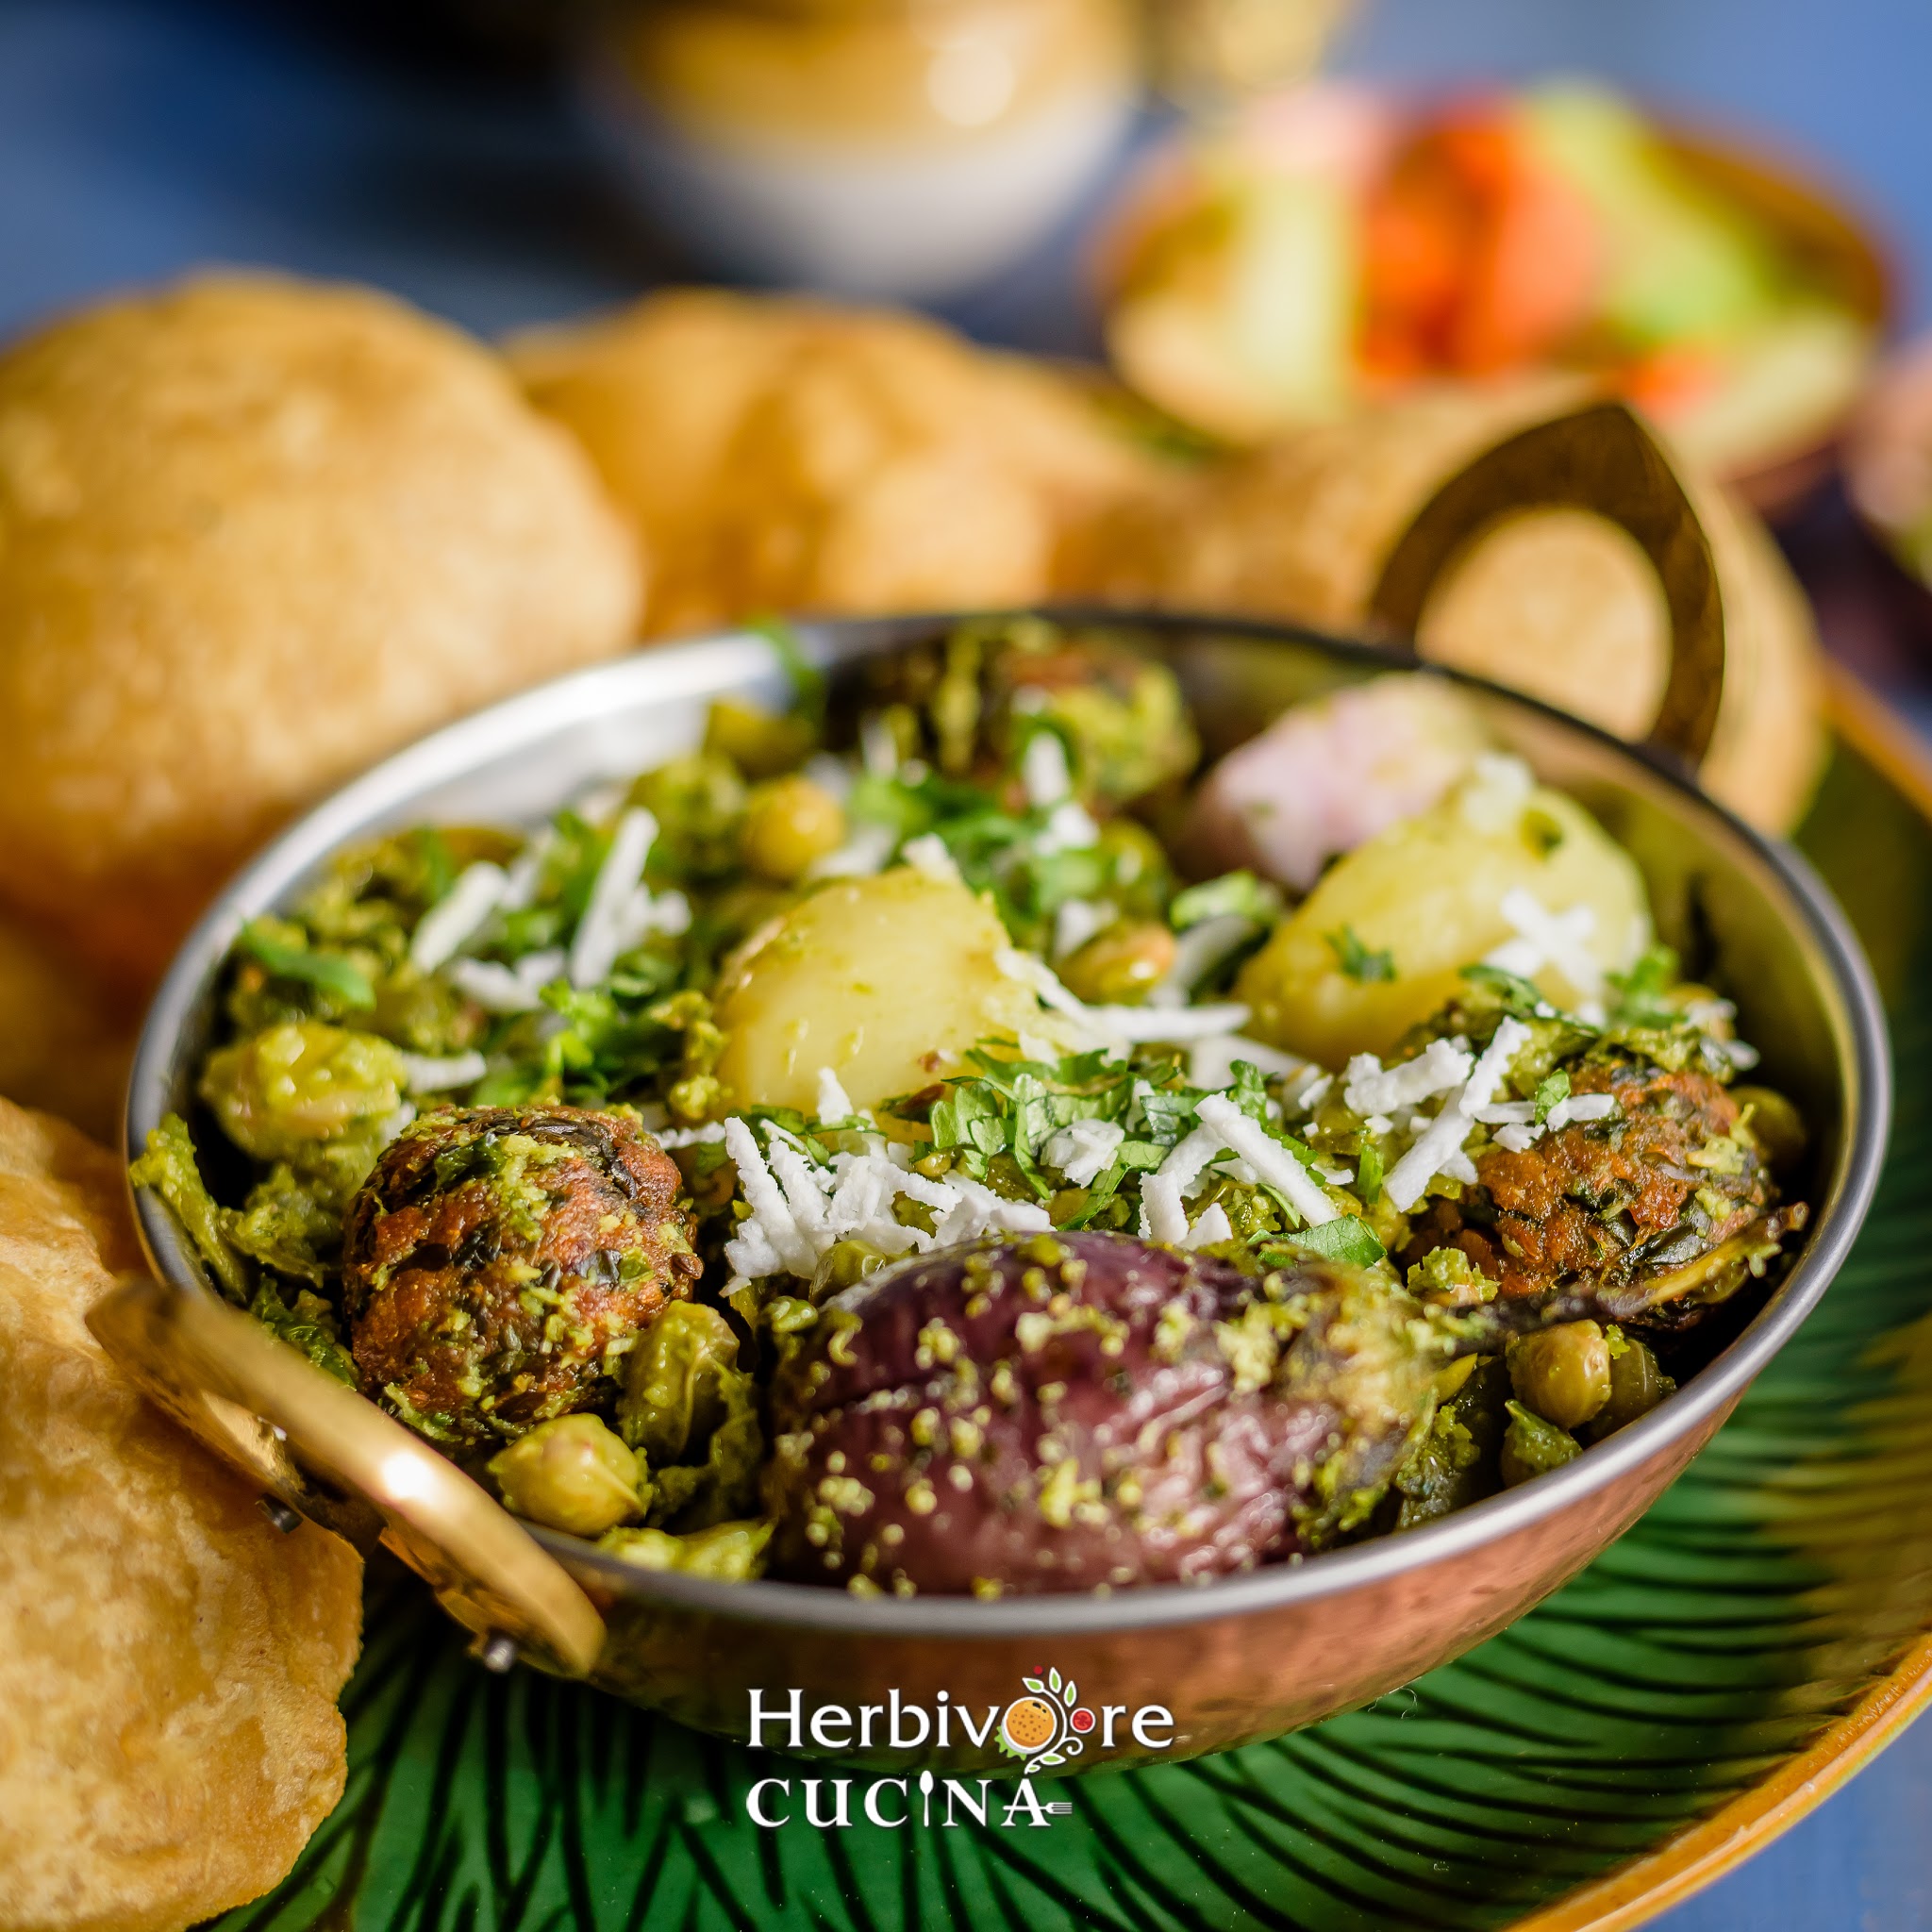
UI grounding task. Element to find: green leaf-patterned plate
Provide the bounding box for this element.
[222,674,1932,1932]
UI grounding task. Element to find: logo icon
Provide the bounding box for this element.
[996,1666,1097,1775]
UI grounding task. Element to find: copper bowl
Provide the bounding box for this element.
[115,608,1888,1774]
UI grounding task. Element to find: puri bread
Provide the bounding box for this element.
[0,274,644,987]
[0,911,138,1143]
[1078,380,1826,833]
[508,289,808,634]
[1082,378,1594,624]
[509,290,1156,636]
[0,1099,362,1932]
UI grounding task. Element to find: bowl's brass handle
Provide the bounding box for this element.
[88,1274,607,1679]
[1367,399,1727,767]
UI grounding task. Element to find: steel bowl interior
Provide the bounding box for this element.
[126,609,1890,1759]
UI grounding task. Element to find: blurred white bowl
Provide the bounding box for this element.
[577,0,1139,300]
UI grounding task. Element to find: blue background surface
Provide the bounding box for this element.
[4,2,1930,1923]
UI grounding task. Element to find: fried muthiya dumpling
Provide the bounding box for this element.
[0,1099,361,1932]
[0,273,643,989]
[1404,1047,1798,1329]
[341,1105,701,1446]
[765,1231,1447,1596]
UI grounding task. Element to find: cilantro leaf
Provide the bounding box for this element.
[1533,1070,1572,1123]
[1227,1060,1272,1122]
[1063,1140,1166,1225]
[1356,1141,1384,1206]
[751,614,825,724]
[1171,872,1283,931]
[1606,943,1682,1028]
[1284,1217,1387,1267]
[1459,962,1556,1019]
[1137,1083,1204,1145]
[929,1084,1008,1179]
[1326,925,1395,985]
[413,827,458,908]
[237,919,375,1009]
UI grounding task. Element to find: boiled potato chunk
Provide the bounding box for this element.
[714,869,1045,1114]
[1236,762,1650,1064]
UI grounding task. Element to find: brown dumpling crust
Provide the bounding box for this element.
[341,1106,700,1445]
[0,273,644,987]
[1403,1060,1779,1314]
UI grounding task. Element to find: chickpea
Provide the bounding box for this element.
[1059,921,1179,1006]
[704,697,815,781]
[1507,1320,1611,1430]
[1499,1401,1581,1489]
[487,1414,644,1537]
[1586,1333,1674,1441]
[739,775,847,884]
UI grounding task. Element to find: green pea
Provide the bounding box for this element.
[1586,1333,1674,1441]
[739,775,847,884]
[488,1414,645,1537]
[1500,1402,1581,1488]
[1058,921,1178,1006]
[1508,1320,1611,1430]
[703,696,815,780]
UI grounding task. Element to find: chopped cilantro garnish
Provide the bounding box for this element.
[1226,1059,1273,1122]
[924,1048,1143,1196]
[1326,925,1395,984]
[752,614,825,724]
[1459,962,1555,1019]
[1171,871,1283,931]
[1356,1141,1384,1206]
[413,826,458,908]
[236,919,375,1009]
[1270,1217,1387,1268]
[1606,943,1683,1028]
[1533,1070,1572,1123]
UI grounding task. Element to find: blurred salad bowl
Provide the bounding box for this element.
[1095,81,1891,510]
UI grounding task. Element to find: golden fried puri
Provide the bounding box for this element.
[1079,381,1826,833]
[0,274,645,989]
[0,1100,363,1932]
[508,289,1158,636]
[0,911,140,1143]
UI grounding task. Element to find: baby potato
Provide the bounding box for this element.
[714,869,1049,1115]
[1236,762,1650,1064]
